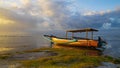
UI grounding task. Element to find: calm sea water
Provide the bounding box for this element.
[104,40,120,58]
[0,29,120,57]
[0,35,37,53]
[0,35,35,47]
[98,29,120,58]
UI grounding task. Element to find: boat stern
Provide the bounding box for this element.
[97,36,107,51]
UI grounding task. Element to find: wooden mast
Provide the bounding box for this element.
[91,31,93,39]
[86,31,89,46]
[66,31,68,38]
[72,32,74,38]
[86,31,88,39]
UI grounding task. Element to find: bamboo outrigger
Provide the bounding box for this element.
[44,28,107,51]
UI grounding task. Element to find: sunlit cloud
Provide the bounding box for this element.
[0,0,19,8]
[0,0,85,31]
[20,0,29,6]
[102,23,111,29]
[38,0,54,17]
[0,18,15,25]
[82,10,112,16]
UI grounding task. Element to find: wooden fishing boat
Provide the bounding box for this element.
[44,28,107,50]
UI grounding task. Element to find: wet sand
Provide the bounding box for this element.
[9,51,57,60]
[0,50,57,68]
[0,47,120,68]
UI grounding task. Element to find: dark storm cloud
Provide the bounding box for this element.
[65,9,120,29]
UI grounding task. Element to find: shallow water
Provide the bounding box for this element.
[0,29,120,58]
[104,40,120,58]
[0,35,37,54]
[97,29,120,58]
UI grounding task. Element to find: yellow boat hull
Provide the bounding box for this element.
[52,37,98,47]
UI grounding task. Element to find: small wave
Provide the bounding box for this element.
[105,44,112,49]
[0,47,14,52]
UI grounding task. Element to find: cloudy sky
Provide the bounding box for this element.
[0,0,120,34]
[1,0,120,57]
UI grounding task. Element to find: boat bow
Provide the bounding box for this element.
[43,35,77,44]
